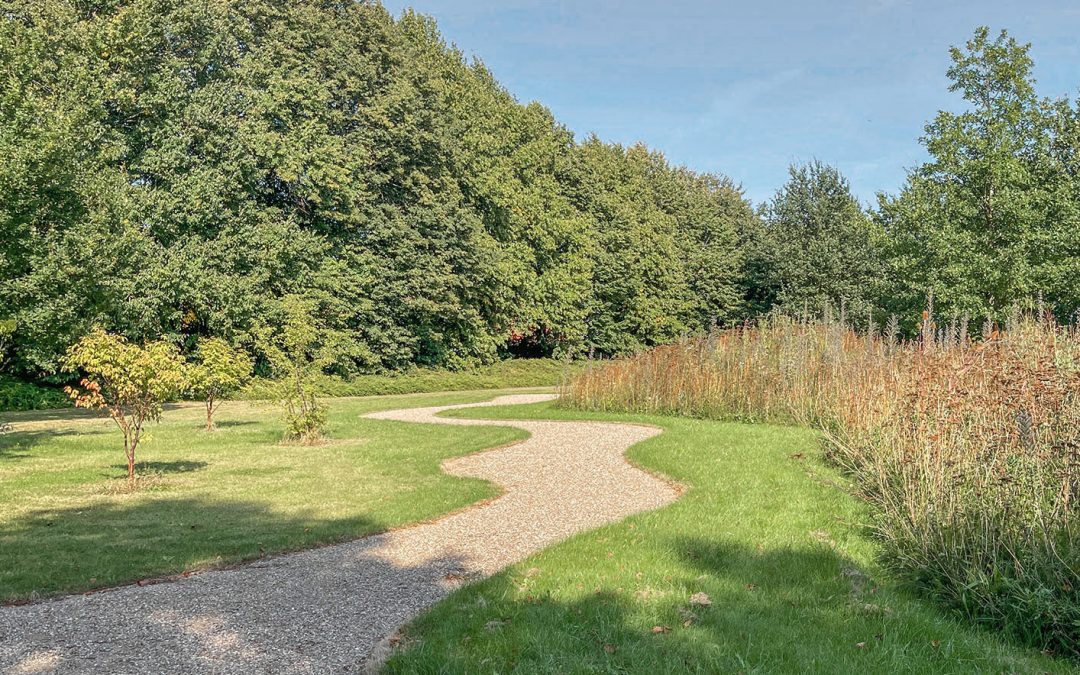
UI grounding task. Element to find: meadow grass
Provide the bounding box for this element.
[0,390,532,602]
[561,316,1080,659]
[386,402,1073,674]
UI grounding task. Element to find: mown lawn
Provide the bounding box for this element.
[240,358,579,400]
[385,402,1075,674]
[0,390,529,602]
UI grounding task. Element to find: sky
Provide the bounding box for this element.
[379,0,1080,206]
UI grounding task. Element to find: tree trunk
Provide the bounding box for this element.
[205,396,215,431]
[126,441,136,485]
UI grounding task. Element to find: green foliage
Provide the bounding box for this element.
[62,329,187,483]
[187,337,253,430]
[257,296,328,443]
[879,27,1080,324]
[567,139,749,353]
[0,319,15,374]
[0,1,751,377]
[0,377,70,412]
[745,161,882,319]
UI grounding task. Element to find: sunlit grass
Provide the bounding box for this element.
[386,402,1073,674]
[0,390,531,602]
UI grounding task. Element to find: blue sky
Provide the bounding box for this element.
[380,0,1080,206]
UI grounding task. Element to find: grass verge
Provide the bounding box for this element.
[0,390,528,602]
[385,402,1074,674]
[240,358,577,399]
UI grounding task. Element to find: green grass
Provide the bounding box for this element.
[385,403,1076,674]
[0,390,530,602]
[0,358,575,412]
[3,391,1074,672]
[240,358,577,400]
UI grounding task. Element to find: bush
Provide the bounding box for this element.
[256,296,329,444]
[0,378,71,411]
[562,315,1079,659]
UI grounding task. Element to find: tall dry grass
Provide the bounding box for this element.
[562,315,1079,658]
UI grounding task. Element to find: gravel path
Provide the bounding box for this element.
[0,394,678,674]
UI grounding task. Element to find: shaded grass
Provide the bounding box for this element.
[385,402,1074,674]
[0,390,528,602]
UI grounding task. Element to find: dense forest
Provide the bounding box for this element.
[1,2,1078,380]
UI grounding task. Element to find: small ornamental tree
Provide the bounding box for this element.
[188,337,253,431]
[63,329,186,485]
[257,296,328,444]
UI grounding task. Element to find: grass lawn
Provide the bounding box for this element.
[0,390,532,602]
[240,358,579,400]
[385,402,1076,674]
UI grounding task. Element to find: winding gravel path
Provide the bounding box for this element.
[0,394,678,674]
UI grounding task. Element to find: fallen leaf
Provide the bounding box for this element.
[651,625,671,634]
[603,643,617,654]
[689,592,711,606]
[855,642,866,649]
[745,584,757,590]
[930,640,940,648]
[682,618,694,628]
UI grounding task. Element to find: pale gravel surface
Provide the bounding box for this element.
[0,394,678,674]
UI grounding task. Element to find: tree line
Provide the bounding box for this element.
[748,28,1080,331]
[1,2,1077,381]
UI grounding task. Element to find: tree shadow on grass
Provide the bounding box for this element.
[207,419,259,429]
[0,427,108,460]
[106,460,209,475]
[0,496,394,604]
[386,537,1070,674]
[0,498,477,673]
[0,407,100,425]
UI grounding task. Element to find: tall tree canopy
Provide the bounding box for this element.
[0,0,751,376]
[742,161,881,319]
[5,12,1080,381]
[879,27,1080,323]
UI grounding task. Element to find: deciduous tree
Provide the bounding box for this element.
[747,161,881,320]
[256,296,328,444]
[62,329,186,485]
[187,337,253,431]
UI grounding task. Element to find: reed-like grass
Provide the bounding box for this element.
[561,315,1079,659]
